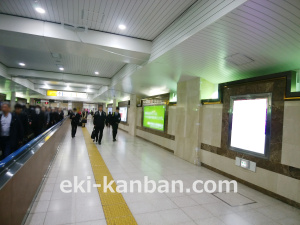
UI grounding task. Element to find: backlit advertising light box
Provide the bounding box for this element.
[143,105,166,131]
[107,107,113,114]
[119,107,128,122]
[228,93,272,158]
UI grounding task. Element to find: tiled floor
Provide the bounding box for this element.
[26,117,300,225]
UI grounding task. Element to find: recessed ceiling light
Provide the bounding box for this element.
[118,24,126,30]
[35,7,45,14]
[95,71,99,75]
[19,62,26,66]
[59,67,64,71]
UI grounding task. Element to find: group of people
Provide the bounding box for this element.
[70,105,121,144]
[0,102,65,160]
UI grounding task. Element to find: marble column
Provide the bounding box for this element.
[102,103,106,113]
[10,91,16,110]
[129,94,137,136]
[174,77,201,164]
[30,98,35,105]
[113,99,117,112]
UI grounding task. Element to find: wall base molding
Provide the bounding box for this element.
[201,163,300,209]
[118,127,129,133]
[136,135,174,153]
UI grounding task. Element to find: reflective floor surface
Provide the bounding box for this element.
[25,118,300,225]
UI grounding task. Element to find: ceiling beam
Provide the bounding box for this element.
[150,0,247,61]
[0,14,152,65]
[8,68,111,86]
[34,84,99,93]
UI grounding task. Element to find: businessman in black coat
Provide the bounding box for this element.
[110,107,121,141]
[70,108,80,138]
[0,102,23,159]
[93,105,106,145]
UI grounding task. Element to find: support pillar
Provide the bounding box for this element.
[30,98,35,105]
[10,92,16,110]
[113,99,117,112]
[128,94,137,136]
[174,77,201,164]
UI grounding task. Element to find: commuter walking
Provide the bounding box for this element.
[44,107,50,129]
[53,108,59,124]
[58,108,64,121]
[81,109,87,127]
[32,105,45,137]
[110,107,121,141]
[93,105,106,145]
[106,112,112,128]
[47,107,53,128]
[14,104,28,144]
[0,102,23,160]
[70,108,80,138]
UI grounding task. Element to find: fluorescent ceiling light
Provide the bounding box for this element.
[35,7,45,14]
[118,24,126,30]
[19,62,26,66]
[95,71,99,75]
[59,67,64,71]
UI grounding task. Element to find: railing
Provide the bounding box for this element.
[0,117,67,187]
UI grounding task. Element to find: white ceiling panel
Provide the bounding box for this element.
[0,77,40,96]
[0,0,197,41]
[29,79,102,90]
[147,0,300,84]
[0,43,125,78]
[102,0,300,99]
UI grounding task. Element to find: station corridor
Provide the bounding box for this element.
[24,118,300,225]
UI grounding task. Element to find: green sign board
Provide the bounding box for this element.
[143,105,166,131]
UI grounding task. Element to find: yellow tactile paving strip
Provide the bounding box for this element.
[82,128,137,225]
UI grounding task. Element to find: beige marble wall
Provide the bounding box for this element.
[200,101,300,204]
[113,99,116,111]
[281,101,300,169]
[128,94,137,136]
[200,150,300,203]
[72,102,83,112]
[201,104,223,147]
[174,78,200,164]
[136,129,176,150]
[167,106,176,136]
[119,123,129,132]
[136,107,142,127]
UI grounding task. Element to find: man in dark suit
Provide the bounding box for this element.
[70,108,80,138]
[32,105,45,137]
[58,108,64,121]
[0,102,23,160]
[93,105,106,145]
[110,107,121,142]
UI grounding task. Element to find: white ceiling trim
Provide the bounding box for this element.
[8,68,111,86]
[12,77,46,95]
[0,62,9,79]
[0,63,45,95]
[150,0,247,62]
[34,84,98,94]
[0,14,152,64]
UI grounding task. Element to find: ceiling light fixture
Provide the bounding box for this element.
[59,67,64,71]
[118,24,126,30]
[35,7,45,14]
[19,62,26,66]
[95,71,99,75]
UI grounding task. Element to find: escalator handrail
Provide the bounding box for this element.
[0,117,67,168]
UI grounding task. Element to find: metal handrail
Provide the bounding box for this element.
[0,117,67,169]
